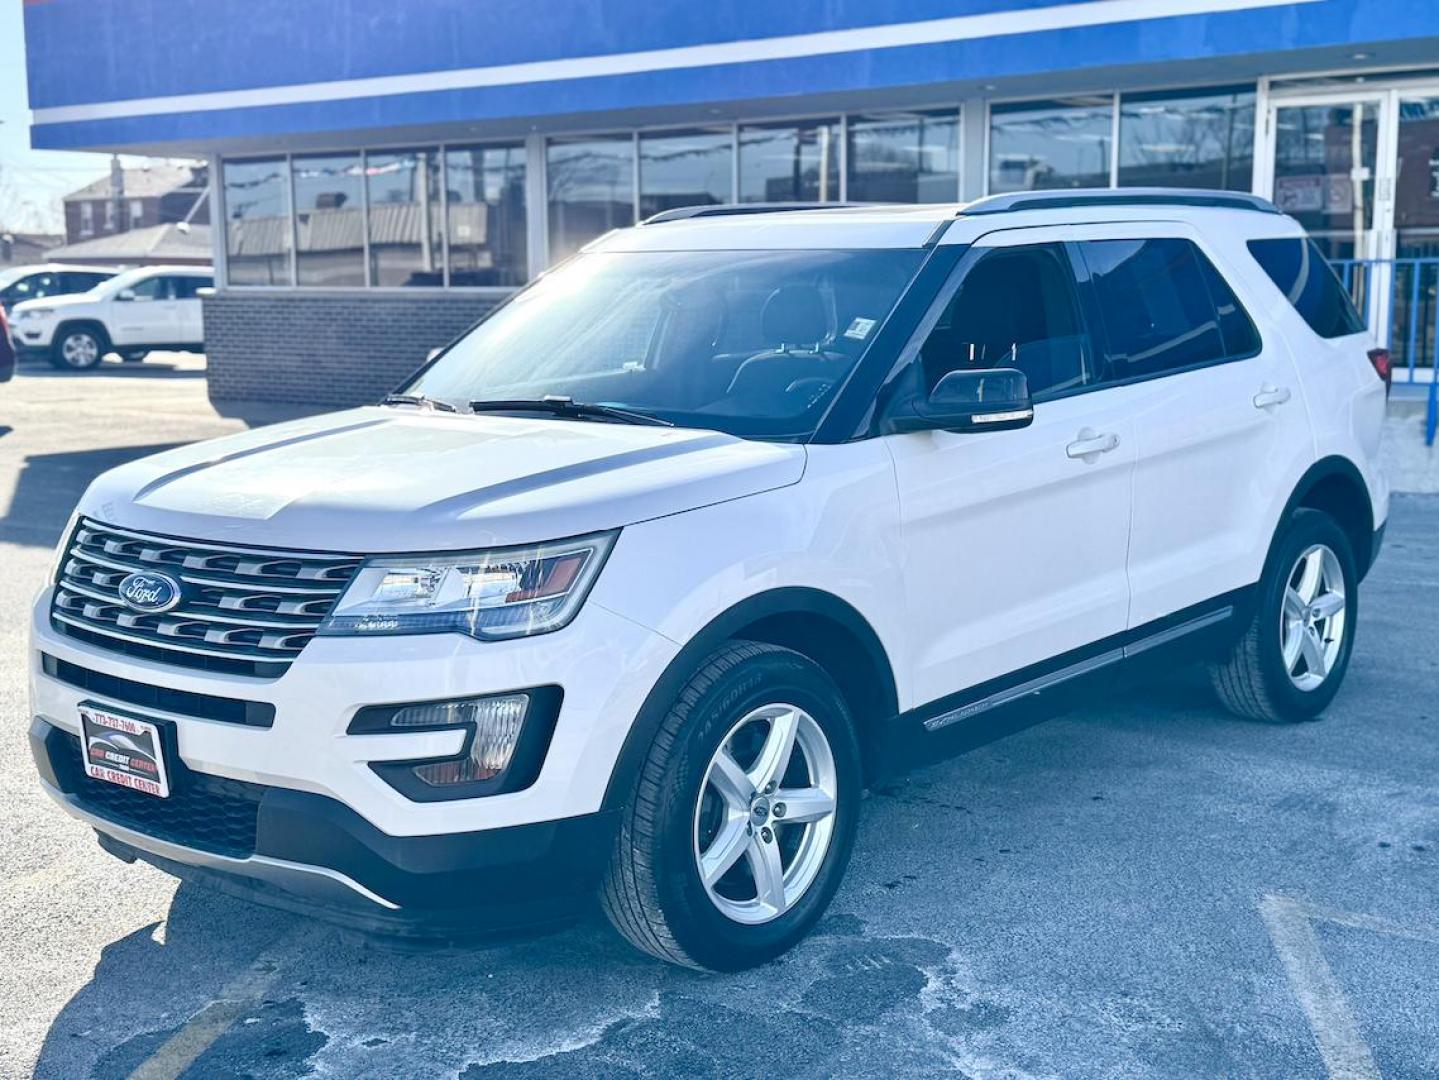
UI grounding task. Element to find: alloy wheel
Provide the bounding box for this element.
[61,333,100,368]
[692,703,838,925]
[1280,543,1347,692]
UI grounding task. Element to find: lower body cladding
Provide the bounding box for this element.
[27,592,679,939]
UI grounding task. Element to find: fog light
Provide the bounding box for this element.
[409,694,529,787]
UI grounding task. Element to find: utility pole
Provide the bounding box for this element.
[110,153,124,234]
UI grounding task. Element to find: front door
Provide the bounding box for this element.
[884,233,1136,706]
[110,275,179,346]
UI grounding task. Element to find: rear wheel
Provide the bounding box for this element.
[1209,509,1357,722]
[50,326,107,370]
[601,642,861,970]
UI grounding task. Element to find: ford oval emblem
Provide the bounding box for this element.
[116,571,183,614]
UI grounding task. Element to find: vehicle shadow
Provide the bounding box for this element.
[0,443,187,548]
[16,357,205,380]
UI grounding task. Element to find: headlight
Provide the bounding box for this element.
[317,532,617,640]
[20,308,54,321]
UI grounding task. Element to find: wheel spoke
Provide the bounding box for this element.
[775,785,835,824]
[1283,587,1307,622]
[698,816,749,886]
[1282,624,1304,674]
[1310,591,1345,620]
[1295,549,1324,603]
[746,834,787,915]
[1300,626,1328,677]
[747,708,800,793]
[707,749,753,811]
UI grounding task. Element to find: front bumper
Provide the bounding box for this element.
[29,585,680,931]
[32,718,617,936]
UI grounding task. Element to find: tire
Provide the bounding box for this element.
[601,641,861,971]
[121,350,148,363]
[1209,508,1358,722]
[50,325,108,371]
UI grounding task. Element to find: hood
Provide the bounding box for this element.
[81,408,806,552]
[13,292,94,313]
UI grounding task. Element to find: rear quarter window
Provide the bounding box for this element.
[1247,237,1366,339]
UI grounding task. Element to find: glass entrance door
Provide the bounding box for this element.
[1270,100,1380,260]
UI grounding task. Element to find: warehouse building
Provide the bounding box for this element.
[21,0,1439,408]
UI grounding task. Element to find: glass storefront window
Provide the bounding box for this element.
[1118,87,1255,191]
[366,149,443,287]
[547,135,635,263]
[223,158,290,286]
[989,97,1114,193]
[738,119,840,203]
[293,153,365,287]
[446,144,528,286]
[1392,97,1439,369]
[639,128,733,219]
[847,110,960,203]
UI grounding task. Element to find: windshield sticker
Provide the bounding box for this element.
[844,317,877,341]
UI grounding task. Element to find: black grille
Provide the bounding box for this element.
[54,730,262,859]
[51,519,362,678]
[41,654,275,728]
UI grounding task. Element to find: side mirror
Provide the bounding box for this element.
[886,367,1034,434]
[115,288,136,302]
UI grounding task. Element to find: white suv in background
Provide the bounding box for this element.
[28,191,1388,970]
[11,264,212,370]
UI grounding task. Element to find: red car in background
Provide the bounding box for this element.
[0,304,16,383]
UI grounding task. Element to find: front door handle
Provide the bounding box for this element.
[1066,428,1121,460]
[1253,385,1292,410]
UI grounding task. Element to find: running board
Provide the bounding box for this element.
[922,607,1234,733]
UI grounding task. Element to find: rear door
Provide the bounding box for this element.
[173,275,211,344]
[884,231,1137,705]
[1074,225,1315,628]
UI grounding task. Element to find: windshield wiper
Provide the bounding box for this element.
[381,393,459,413]
[468,395,672,427]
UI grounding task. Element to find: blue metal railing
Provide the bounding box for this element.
[1331,257,1439,446]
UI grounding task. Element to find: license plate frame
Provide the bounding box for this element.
[78,702,171,799]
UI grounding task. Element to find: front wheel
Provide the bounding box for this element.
[601,642,861,971]
[51,327,107,371]
[1209,508,1358,722]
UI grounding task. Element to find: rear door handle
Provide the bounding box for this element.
[1066,428,1121,460]
[1253,385,1292,409]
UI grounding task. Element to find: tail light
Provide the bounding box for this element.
[1367,347,1392,393]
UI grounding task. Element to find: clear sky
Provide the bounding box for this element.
[0,1,154,234]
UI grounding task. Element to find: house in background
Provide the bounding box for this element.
[61,163,209,244]
[0,231,64,271]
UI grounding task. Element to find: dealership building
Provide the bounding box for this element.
[21,0,1439,408]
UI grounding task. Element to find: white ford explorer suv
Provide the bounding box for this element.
[11,264,212,370]
[29,190,1389,970]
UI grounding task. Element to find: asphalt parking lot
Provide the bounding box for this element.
[2,356,1437,1079]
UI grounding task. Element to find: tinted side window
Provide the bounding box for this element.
[1197,255,1262,359]
[173,276,213,299]
[920,243,1094,399]
[1083,238,1233,379]
[1247,237,1366,339]
[129,276,177,301]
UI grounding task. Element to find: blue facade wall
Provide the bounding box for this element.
[23,0,1439,151]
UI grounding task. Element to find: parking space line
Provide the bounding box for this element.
[127,932,299,1080]
[1260,894,1439,1080]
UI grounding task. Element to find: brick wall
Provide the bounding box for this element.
[203,291,505,408]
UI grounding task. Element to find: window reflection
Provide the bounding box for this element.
[1118,88,1254,191]
[446,144,528,286]
[293,153,365,287]
[639,128,733,218]
[223,159,290,286]
[738,120,840,203]
[848,111,959,203]
[547,136,635,263]
[989,97,1113,193]
[366,149,443,287]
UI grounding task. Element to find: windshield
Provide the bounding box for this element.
[407,248,925,440]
